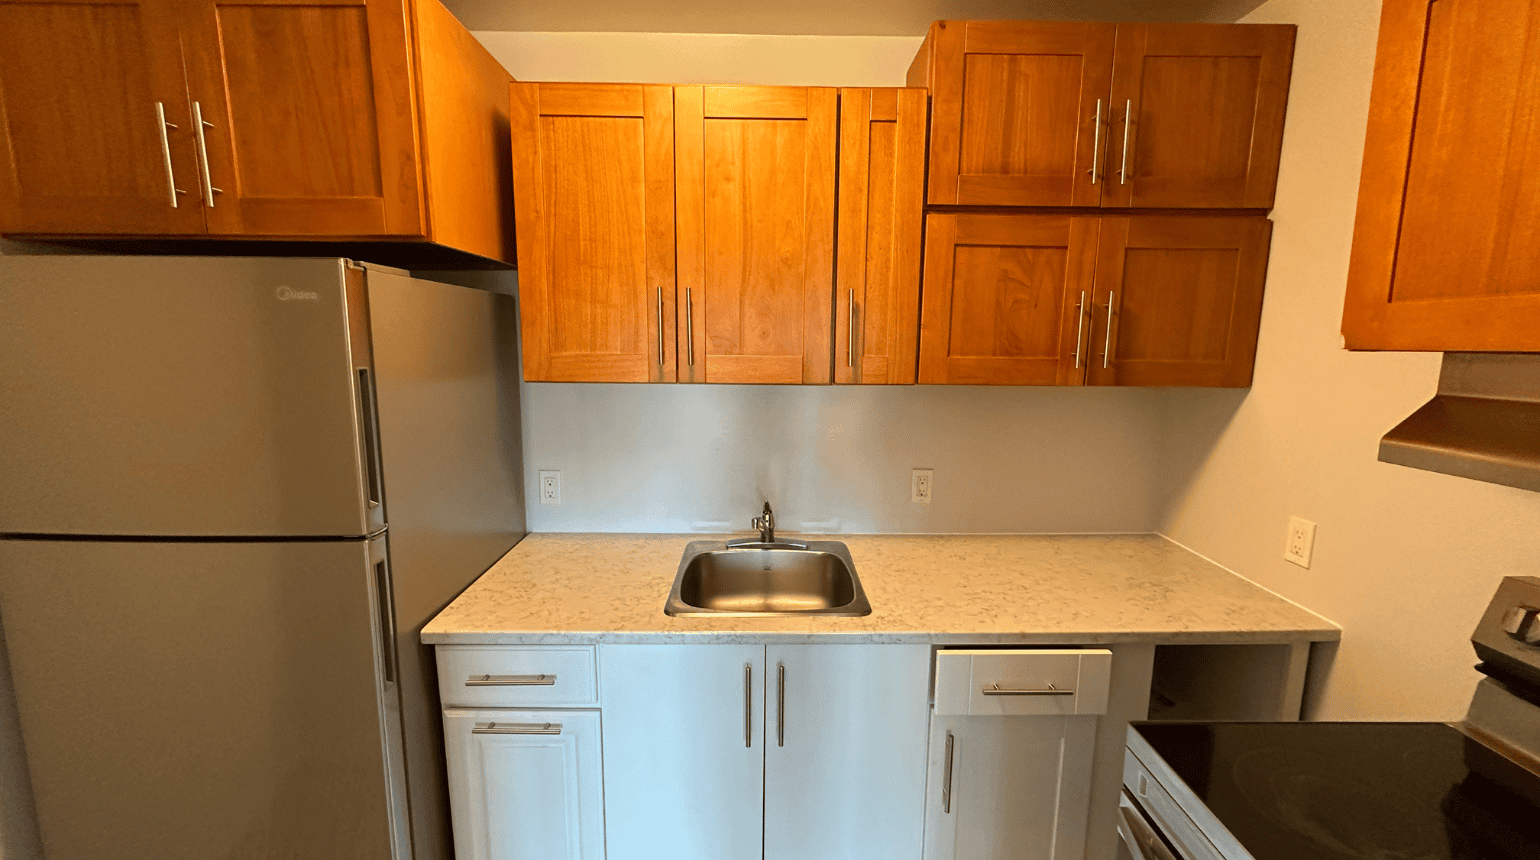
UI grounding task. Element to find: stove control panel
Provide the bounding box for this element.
[1474,577,1540,691]
[1501,605,1540,645]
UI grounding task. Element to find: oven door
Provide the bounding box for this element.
[1118,790,1185,860]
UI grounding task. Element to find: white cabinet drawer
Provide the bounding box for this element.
[437,646,597,708]
[933,648,1112,716]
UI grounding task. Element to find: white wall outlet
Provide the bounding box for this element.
[539,470,562,505]
[1284,516,1316,568]
[911,469,934,504]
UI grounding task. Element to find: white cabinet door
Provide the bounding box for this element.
[924,714,1098,860]
[599,644,765,860]
[764,643,932,860]
[442,709,604,860]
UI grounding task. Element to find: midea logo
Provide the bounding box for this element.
[275,286,319,301]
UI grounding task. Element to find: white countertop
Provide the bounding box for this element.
[421,533,1340,646]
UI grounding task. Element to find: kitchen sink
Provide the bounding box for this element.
[664,540,872,617]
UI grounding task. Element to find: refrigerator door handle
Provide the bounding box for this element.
[373,552,398,686]
[355,368,384,510]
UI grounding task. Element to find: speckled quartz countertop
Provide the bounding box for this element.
[421,533,1339,646]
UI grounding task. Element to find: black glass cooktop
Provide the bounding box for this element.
[1133,721,1540,860]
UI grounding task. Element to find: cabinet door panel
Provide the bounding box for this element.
[179,0,422,236]
[765,644,931,860]
[0,0,205,234]
[599,644,764,860]
[1105,24,1294,209]
[443,709,603,860]
[925,21,1115,207]
[1088,216,1272,387]
[676,86,836,384]
[836,88,925,384]
[1343,0,1540,350]
[919,213,1098,385]
[512,83,676,382]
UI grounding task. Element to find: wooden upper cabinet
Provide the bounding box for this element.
[675,86,837,384]
[1103,24,1295,210]
[0,0,206,234]
[835,88,926,385]
[179,0,422,237]
[919,213,1098,385]
[1344,0,1540,351]
[911,21,1115,207]
[511,83,676,383]
[1088,216,1271,387]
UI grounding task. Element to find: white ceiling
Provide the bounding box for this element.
[445,0,1275,36]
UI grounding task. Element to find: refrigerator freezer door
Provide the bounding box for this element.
[0,536,405,860]
[0,256,377,537]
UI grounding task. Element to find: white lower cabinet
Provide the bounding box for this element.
[442,708,604,860]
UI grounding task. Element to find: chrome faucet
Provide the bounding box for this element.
[726,501,806,549]
[751,502,776,543]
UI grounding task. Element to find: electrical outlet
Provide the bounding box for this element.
[539,470,562,505]
[1284,516,1316,568]
[911,469,934,504]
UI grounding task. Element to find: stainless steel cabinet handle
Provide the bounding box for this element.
[465,674,556,687]
[941,731,955,814]
[744,664,752,748]
[1087,98,1102,184]
[1102,292,1116,369]
[656,287,665,367]
[1073,291,1087,369]
[982,682,1074,696]
[472,722,561,736]
[1120,99,1132,185]
[191,102,222,207]
[685,287,695,367]
[154,102,185,207]
[776,663,786,747]
[847,289,856,369]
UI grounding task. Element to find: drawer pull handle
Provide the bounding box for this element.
[941,731,955,813]
[472,721,561,735]
[465,674,557,687]
[982,682,1074,696]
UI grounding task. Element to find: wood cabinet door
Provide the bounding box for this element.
[598,645,765,860]
[675,86,836,384]
[177,0,423,237]
[511,83,676,382]
[918,213,1099,386]
[922,20,1115,207]
[764,644,931,860]
[0,0,206,234]
[835,88,925,385]
[1104,24,1295,209]
[1343,0,1540,351]
[1087,216,1272,387]
[442,709,604,860]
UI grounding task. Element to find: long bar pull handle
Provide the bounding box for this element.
[981,683,1075,696]
[465,674,557,687]
[356,369,383,510]
[656,287,665,368]
[373,557,397,685]
[472,722,562,736]
[191,102,222,206]
[1103,292,1116,370]
[1087,98,1102,184]
[1120,99,1132,185]
[1073,291,1087,369]
[776,663,785,747]
[154,102,185,207]
[941,731,955,814]
[744,664,752,748]
[685,287,695,367]
[847,289,856,369]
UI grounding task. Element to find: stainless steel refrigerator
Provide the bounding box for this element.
[0,256,526,860]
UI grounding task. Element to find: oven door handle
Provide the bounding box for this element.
[1119,793,1181,860]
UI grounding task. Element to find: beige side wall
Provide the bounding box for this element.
[1157,0,1540,721]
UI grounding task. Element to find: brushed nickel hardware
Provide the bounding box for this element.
[1120,99,1132,185]
[472,721,561,735]
[191,102,222,207]
[941,731,955,813]
[685,287,695,367]
[981,682,1074,696]
[744,664,752,748]
[465,674,556,687]
[1087,99,1102,184]
[776,663,786,747]
[656,287,665,367]
[1073,291,1087,369]
[1103,292,1116,369]
[848,288,856,368]
[154,102,185,207]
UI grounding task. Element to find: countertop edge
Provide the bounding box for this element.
[422,628,1343,647]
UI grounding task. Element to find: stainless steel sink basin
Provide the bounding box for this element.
[665,540,872,617]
